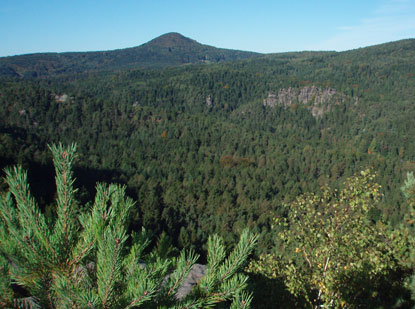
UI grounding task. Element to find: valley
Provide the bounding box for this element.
[1,34,415,307]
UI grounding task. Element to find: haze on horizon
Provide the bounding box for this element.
[0,0,414,57]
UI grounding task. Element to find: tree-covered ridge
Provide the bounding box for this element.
[1,37,415,307]
[0,33,261,78]
[1,37,415,250]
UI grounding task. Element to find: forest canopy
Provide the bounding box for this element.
[1,38,415,307]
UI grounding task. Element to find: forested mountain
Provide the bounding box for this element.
[0,32,260,78]
[1,37,415,307]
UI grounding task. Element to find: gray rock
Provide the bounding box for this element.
[176,263,207,300]
[263,86,350,117]
[206,95,213,107]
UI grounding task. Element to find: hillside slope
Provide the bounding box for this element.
[1,38,415,250]
[0,32,261,78]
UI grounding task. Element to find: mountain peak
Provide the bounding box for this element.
[0,32,261,78]
[146,32,197,48]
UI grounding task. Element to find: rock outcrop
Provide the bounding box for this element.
[263,86,352,117]
[176,263,207,300]
[54,94,69,103]
[206,95,212,107]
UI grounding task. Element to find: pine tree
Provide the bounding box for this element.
[0,144,257,308]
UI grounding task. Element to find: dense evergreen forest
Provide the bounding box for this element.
[2,37,415,307]
[0,32,260,78]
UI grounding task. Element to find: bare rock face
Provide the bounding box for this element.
[176,263,207,300]
[263,86,350,117]
[159,263,207,300]
[206,95,212,107]
[54,94,69,103]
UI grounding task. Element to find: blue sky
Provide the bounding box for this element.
[0,0,414,57]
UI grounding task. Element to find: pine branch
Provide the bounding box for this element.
[200,234,226,293]
[70,183,112,267]
[186,230,257,308]
[1,144,257,308]
[207,234,226,273]
[230,291,253,309]
[215,273,249,301]
[13,297,41,309]
[166,250,199,298]
[0,256,14,308]
[123,228,151,278]
[50,143,78,260]
[123,255,170,307]
[97,226,128,308]
[4,166,57,262]
[216,229,258,284]
[107,184,134,229]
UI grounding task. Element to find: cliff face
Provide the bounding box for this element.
[263,86,354,117]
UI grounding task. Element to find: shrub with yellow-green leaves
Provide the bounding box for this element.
[248,170,401,308]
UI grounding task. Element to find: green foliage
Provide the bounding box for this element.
[396,171,415,301]
[401,172,415,204]
[249,170,401,307]
[0,255,14,307]
[0,144,257,308]
[2,39,415,252]
[2,38,415,307]
[0,33,260,78]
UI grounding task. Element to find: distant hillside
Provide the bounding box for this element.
[1,36,415,257]
[0,32,261,78]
